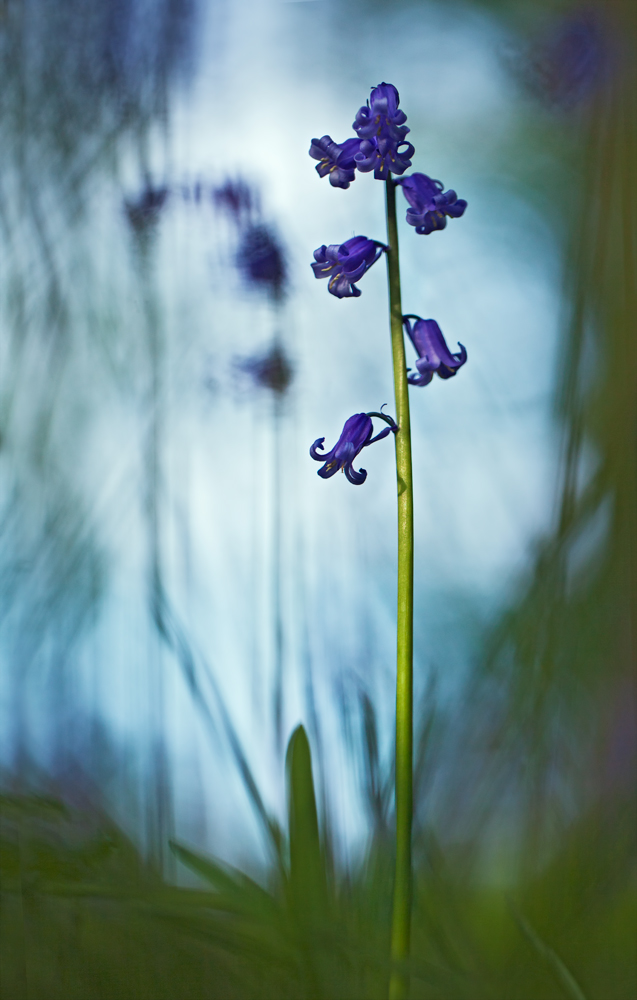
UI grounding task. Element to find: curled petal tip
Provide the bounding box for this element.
[345,464,367,485]
[309,437,326,460]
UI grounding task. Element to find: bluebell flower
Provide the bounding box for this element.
[528,11,608,109]
[213,178,256,223]
[397,173,467,234]
[403,316,467,386]
[311,236,384,298]
[236,343,294,395]
[310,411,396,485]
[353,83,415,179]
[237,223,287,298]
[309,136,362,189]
[124,182,169,233]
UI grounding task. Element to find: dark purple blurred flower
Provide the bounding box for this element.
[310,412,394,485]
[353,83,415,179]
[213,179,257,223]
[124,182,169,233]
[403,316,467,387]
[236,343,294,395]
[530,10,608,109]
[309,135,363,189]
[238,223,287,298]
[311,236,384,298]
[397,174,467,235]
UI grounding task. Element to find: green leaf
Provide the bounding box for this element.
[285,725,327,923]
[169,840,279,920]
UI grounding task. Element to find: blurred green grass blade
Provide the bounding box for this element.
[360,691,393,837]
[170,840,254,893]
[511,905,588,1000]
[169,840,280,919]
[286,725,327,921]
[152,592,288,873]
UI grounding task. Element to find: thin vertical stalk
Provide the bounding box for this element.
[385,176,414,1000]
[272,385,285,755]
[137,232,171,872]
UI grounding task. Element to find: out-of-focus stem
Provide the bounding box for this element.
[385,176,414,1000]
[272,384,285,755]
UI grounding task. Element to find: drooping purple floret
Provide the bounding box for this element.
[311,236,384,298]
[403,316,467,387]
[353,83,408,142]
[309,136,363,189]
[397,173,467,234]
[353,83,415,179]
[310,412,392,485]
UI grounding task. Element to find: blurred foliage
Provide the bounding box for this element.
[0,0,198,747]
[1,722,635,999]
[0,0,199,857]
[466,0,636,855]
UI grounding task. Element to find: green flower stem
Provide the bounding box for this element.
[385,176,414,1000]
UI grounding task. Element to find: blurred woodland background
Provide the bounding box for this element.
[0,0,635,997]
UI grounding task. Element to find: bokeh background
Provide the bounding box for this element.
[1,0,635,997]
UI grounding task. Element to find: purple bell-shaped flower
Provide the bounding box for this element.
[310,411,396,485]
[397,173,467,235]
[403,316,467,386]
[311,236,385,298]
[353,83,415,179]
[309,135,363,189]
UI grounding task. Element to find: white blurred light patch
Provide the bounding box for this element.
[41,0,564,864]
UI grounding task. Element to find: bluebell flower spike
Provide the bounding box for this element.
[311,236,385,298]
[396,173,467,234]
[353,83,414,179]
[310,411,396,485]
[309,136,363,189]
[403,316,467,387]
